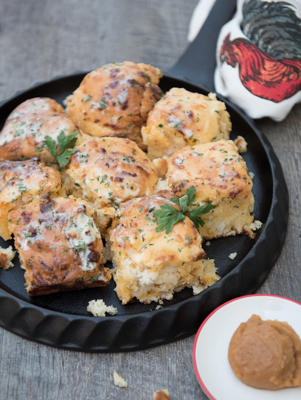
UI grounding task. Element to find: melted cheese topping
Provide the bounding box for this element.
[8,99,51,120]
[6,98,64,123]
[63,211,101,271]
[0,116,71,146]
[18,203,100,272]
[0,159,60,204]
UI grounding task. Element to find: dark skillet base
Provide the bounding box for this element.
[0,73,288,352]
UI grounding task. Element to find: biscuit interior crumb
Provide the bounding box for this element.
[229,252,237,260]
[113,371,128,388]
[234,135,248,153]
[0,246,16,270]
[87,299,118,317]
[153,389,170,400]
[250,220,262,231]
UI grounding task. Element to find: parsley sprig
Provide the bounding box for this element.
[44,129,78,167]
[154,186,213,234]
[153,205,185,234]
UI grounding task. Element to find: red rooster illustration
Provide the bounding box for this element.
[219,0,301,103]
[220,34,301,103]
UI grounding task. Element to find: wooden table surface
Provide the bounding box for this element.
[1,1,300,399]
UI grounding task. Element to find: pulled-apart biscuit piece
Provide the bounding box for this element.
[0,97,89,162]
[66,61,162,149]
[0,246,16,270]
[109,196,219,304]
[0,158,61,240]
[66,137,158,210]
[142,88,231,159]
[156,140,260,239]
[8,197,111,296]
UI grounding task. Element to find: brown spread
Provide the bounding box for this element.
[228,314,301,390]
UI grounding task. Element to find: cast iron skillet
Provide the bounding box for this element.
[0,0,288,352]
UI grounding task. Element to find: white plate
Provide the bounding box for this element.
[193,295,301,400]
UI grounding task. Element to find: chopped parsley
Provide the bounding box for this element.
[82,94,92,102]
[173,120,183,128]
[154,186,213,233]
[44,130,78,167]
[18,184,28,194]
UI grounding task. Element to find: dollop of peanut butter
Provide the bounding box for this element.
[228,314,301,390]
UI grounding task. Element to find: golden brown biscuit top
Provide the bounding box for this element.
[9,197,104,273]
[0,97,80,162]
[66,61,162,145]
[166,140,252,203]
[0,158,61,204]
[0,113,75,148]
[110,196,206,268]
[6,97,64,122]
[144,88,231,143]
[67,137,158,207]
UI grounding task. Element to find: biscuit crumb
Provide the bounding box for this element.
[234,136,248,153]
[205,241,211,246]
[249,172,255,179]
[153,389,170,400]
[229,252,237,260]
[153,158,168,177]
[113,371,128,388]
[159,300,163,305]
[155,305,163,310]
[0,246,16,270]
[250,220,262,231]
[87,299,118,317]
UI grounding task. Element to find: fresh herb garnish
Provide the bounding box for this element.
[153,204,185,234]
[44,130,78,167]
[98,100,106,109]
[108,192,120,209]
[154,186,213,234]
[82,94,92,103]
[189,203,214,229]
[34,144,44,152]
[173,120,183,128]
[18,184,28,194]
[72,241,87,253]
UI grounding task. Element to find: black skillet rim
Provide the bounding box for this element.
[0,72,289,352]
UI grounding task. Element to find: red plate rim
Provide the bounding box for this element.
[192,294,301,400]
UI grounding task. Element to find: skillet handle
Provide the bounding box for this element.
[167,0,237,91]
